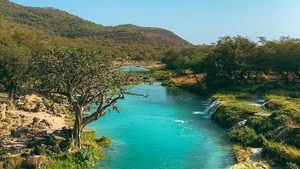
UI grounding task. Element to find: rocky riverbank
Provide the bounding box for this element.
[0,91,112,169]
[0,92,73,168]
[209,92,300,169]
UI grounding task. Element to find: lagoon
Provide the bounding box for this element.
[90,83,234,169]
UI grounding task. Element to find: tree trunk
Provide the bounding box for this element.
[192,73,202,87]
[71,100,83,148]
[72,114,82,148]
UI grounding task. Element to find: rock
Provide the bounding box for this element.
[1,122,9,128]
[2,154,25,169]
[33,144,47,155]
[3,117,12,125]
[52,128,72,139]
[6,111,19,119]
[11,127,29,137]
[21,156,48,169]
[34,102,46,113]
[40,119,52,127]
[0,104,6,120]
[49,144,61,153]
[59,139,72,151]
[32,117,40,126]
[6,100,15,110]
[15,94,44,112]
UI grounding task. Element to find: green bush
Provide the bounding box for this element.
[96,136,111,148]
[44,158,79,169]
[286,162,299,169]
[45,130,105,169]
[246,116,265,131]
[59,139,72,151]
[212,102,260,128]
[45,143,104,169]
[81,130,97,142]
[263,141,300,165]
[247,110,293,135]
[229,126,262,147]
[233,145,251,163]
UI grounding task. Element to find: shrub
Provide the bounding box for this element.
[59,139,72,151]
[81,130,97,142]
[212,102,260,128]
[33,144,47,155]
[229,126,262,147]
[74,144,105,168]
[286,162,299,169]
[246,116,265,131]
[96,136,111,147]
[263,141,300,165]
[2,155,25,169]
[45,143,104,169]
[233,145,252,163]
[45,130,105,169]
[211,93,236,101]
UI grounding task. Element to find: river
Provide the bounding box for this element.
[88,66,234,169]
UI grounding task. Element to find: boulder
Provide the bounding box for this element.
[2,155,25,169]
[10,127,29,137]
[33,144,47,155]
[21,156,48,169]
[0,104,6,120]
[40,119,52,127]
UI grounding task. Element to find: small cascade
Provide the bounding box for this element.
[230,120,248,130]
[208,102,221,117]
[198,101,221,118]
[250,148,263,162]
[261,101,268,109]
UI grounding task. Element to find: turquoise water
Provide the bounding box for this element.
[121,65,149,72]
[89,84,234,169]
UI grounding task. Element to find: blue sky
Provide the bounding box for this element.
[12,0,300,44]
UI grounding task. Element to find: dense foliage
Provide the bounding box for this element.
[32,48,130,147]
[0,44,31,97]
[229,126,261,147]
[45,131,106,169]
[163,36,300,89]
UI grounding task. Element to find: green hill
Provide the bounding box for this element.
[0,0,190,60]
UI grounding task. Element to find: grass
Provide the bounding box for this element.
[212,101,266,128]
[210,86,300,168]
[263,140,300,166]
[45,130,109,169]
[233,145,252,163]
[265,95,300,125]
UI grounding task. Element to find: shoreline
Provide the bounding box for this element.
[146,64,300,168]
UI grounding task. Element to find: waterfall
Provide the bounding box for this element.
[192,100,221,118]
[202,101,220,118]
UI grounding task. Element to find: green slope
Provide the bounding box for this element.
[0,0,190,59]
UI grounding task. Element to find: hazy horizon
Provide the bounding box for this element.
[12,0,300,44]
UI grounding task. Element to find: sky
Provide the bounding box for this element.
[11,0,300,44]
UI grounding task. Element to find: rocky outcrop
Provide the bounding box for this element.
[0,92,73,169]
[233,146,271,169]
[15,94,69,117]
[0,103,6,120]
[272,126,300,149]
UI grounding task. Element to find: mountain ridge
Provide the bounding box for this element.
[0,0,190,60]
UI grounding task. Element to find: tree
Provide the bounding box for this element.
[0,44,30,98]
[204,36,256,88]
[33,48,134,147]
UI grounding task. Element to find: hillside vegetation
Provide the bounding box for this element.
[0,0,189,60]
